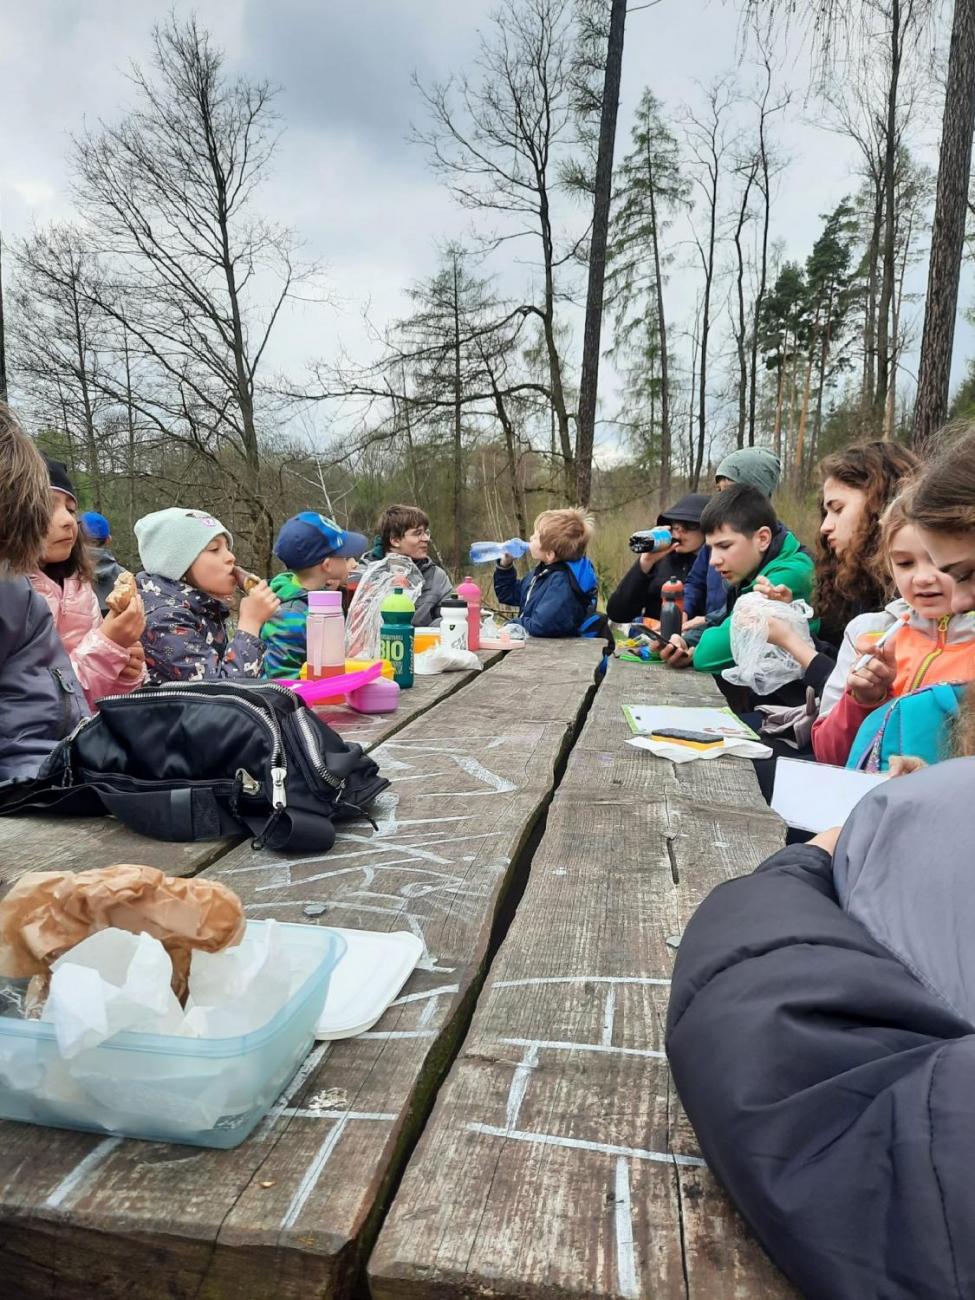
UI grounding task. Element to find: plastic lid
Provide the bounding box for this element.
[457,576,481,598]
[381,583,415,612]
[441,596,468,610]
[308,589,343,610]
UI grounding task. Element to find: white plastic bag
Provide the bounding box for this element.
[414,646,482,674]
[722,592,815,696]
[345,554,423,660]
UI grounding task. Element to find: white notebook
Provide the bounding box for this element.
[771,757,889,833]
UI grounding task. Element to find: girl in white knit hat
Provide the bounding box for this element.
[135,508,280,684]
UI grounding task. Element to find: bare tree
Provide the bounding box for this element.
[684,79,736,489]
[413,0,581,496]
[915,0,975,448]
[71,16,318,565]
[575,0,627,507]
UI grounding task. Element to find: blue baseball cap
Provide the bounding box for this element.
[80,510,111,542]
[274,512,368,570]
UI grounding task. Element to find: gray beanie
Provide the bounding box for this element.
[715,447,781,498]
[135,508,232,581]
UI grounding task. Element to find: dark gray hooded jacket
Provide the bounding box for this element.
[0,577,87,780]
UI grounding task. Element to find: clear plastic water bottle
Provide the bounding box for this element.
[469,538,531,564]
[628,526,673,555]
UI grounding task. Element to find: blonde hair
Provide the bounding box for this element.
[534,507,594,561]
[0,403,52,575]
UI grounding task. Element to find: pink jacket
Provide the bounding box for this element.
[29,570,146,708]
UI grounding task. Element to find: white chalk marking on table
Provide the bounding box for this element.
[506,1043,540,1131]
[499,1038,665,1060]
[418,997,438,1027]
[280,1118,349,1230]
[446,754,518,794]
[355,1029,437,1041]
[466,1124,706,1168]
[493,976,671,989]
[279,1108,396,1123]
[389,983,460,1007]
[601,987,616,1048]
[614,1158,640,1299]
[383,735,507,752]
[44,1137,123,1210]
[255,1042,332,1137]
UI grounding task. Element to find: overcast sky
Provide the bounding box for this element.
[1,0,968,460]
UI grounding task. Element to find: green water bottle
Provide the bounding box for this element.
[379,581,415,688]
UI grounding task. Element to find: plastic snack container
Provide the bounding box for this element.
[0,922,345,1149]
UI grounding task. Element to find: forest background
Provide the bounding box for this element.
[3,0,975,600]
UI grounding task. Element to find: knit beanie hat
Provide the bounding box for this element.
[715,448,781,499]
[44,455,77,504]
[80,510,111,543]
[135,508,232,581]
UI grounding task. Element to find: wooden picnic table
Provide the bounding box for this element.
[370,656,797,1299]
[0,643,796,1299]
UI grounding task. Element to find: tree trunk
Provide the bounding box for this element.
[733,164,757,450]
[647,155,672,505]
[69,278,101,509]
[452,259,463,573]
[575,0,627,508]
[695,187,719,490]
[122,317,137,530]
[539,190,575,497]
[875,0,903,422]
[863,184,882,415]
[914,0,975,450]
[748,73,773,449]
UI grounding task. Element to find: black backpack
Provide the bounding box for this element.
[0,680,389,854]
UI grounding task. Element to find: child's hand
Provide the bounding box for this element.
[119,642,145,683]
[102,594,146,647]
[847,633,896,707]
[809,826,842,857]
[239,580,281,635]
[682,615,706,630]
[638,543,677,574]
[754,575,793,603]
[888,754,927,778]
[660,634,693,669]
[498,553,515,568]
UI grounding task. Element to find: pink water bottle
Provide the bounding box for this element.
[456,575,481,651]
[306,590,345,679]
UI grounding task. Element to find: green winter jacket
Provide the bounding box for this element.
[692,527,815,676]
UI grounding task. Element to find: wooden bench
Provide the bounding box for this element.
[0,641,600,1299]
[370,656,797,1298]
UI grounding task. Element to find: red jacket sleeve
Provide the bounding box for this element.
[811,690,878,766]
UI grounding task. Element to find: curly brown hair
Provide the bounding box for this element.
[0,403,52,576]
[815,441,919,639]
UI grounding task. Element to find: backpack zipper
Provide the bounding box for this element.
[63,685,287,806]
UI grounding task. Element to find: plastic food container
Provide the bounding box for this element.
[0,922,345,1149]
[414,628,441,654]
[348,677,400,714]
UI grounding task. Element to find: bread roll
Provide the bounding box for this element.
[106,570,136,614]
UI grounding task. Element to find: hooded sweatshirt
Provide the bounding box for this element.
[811,598,975,766]
[138,572,265,684]
[607,492,707,624]
[90,545,124,615]
[685,447,784,624]
[494,556,599,638]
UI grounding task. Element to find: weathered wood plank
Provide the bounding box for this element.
[370,658,796,1299]
[0,659,495,898]
[0,638,600,1300]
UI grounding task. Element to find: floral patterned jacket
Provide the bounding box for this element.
[137,572,264,685]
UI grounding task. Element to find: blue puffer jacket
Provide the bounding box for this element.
[494,557,599,638]
[683,545,728,622]
[0,578,87,779]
